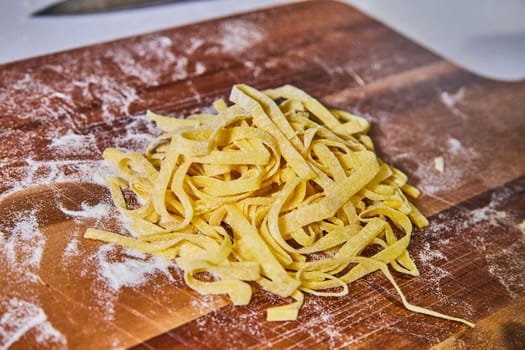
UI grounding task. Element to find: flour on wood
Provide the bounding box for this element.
[0,210,44,284]
[0,298,66,349]
[218,20,264,54]
[414,135,477,195]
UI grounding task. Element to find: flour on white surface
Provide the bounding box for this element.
[0,298,66,350]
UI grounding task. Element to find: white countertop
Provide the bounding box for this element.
[1,0,525,81]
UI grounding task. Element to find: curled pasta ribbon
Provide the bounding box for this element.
[85,84,473,327]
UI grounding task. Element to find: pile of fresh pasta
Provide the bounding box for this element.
[86,84,473,326]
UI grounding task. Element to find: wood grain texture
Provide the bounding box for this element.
[1,1,524,349]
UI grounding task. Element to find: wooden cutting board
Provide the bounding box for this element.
[1,1,524,349]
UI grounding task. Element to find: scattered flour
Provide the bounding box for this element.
[468,206,508,226]
[461,190,510,230]
[117,113,159,150]
[0,66,141,126]
[0,298,66,350]
[0,105,165,347]
[59,201,111,219]
[485,242,525,299]
[93,244,175,291]
[446,137,464,155]
[416,240,451,297]
[421,185,524,301]
[186,38,204,55]
[300,303,343,348]
[74,74,140,123]
[108,36,179,84]
[0,210,44,284]
[417,241,447,265]
[1,159,108,199]
[63,238,79,258]
[218,20,264,54]
[440,87,465,108]
[78,243,177,322]
[50,129,98,156]
[412,135,477,195]
[439,87,469,120]
[194,62,207,75]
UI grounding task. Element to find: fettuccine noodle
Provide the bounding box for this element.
[85,84,473,327]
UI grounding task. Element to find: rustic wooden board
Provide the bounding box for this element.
[1,1,524,349]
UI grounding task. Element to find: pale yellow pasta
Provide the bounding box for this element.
[85,84,473,327]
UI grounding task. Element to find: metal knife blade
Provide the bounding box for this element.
[33,0,199,16]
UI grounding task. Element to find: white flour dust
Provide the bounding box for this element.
[0,66,140,125]
[418,185,524,300]
[93,245,175,291]
[1,110,159,198]
[50,129,98,156]
[0,210,45,284]
[414,135,478,195]
[446,137,464,155]
[440,88,465,108]
[108,36,191,84]
[115,112,159,151]
[460,189,511,231]
[63,238,79,258]
[0,72,75,121]
[417,241,447,265]
[0,298,67,350]
[59,201,111,219]
[461,188,525,298]
[300,300,343,348]
[0,105,165,348]
[75,74,140,124]
[218,20,264,54]
[1,159,108,199]
[485,242,525,299]
[84,244,177,322]
[416,239,451,297]
[439,87,469,120]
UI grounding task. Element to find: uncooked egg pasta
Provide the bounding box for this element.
[85,84,473,327]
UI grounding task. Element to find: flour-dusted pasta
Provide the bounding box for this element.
[85,84,473,326]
